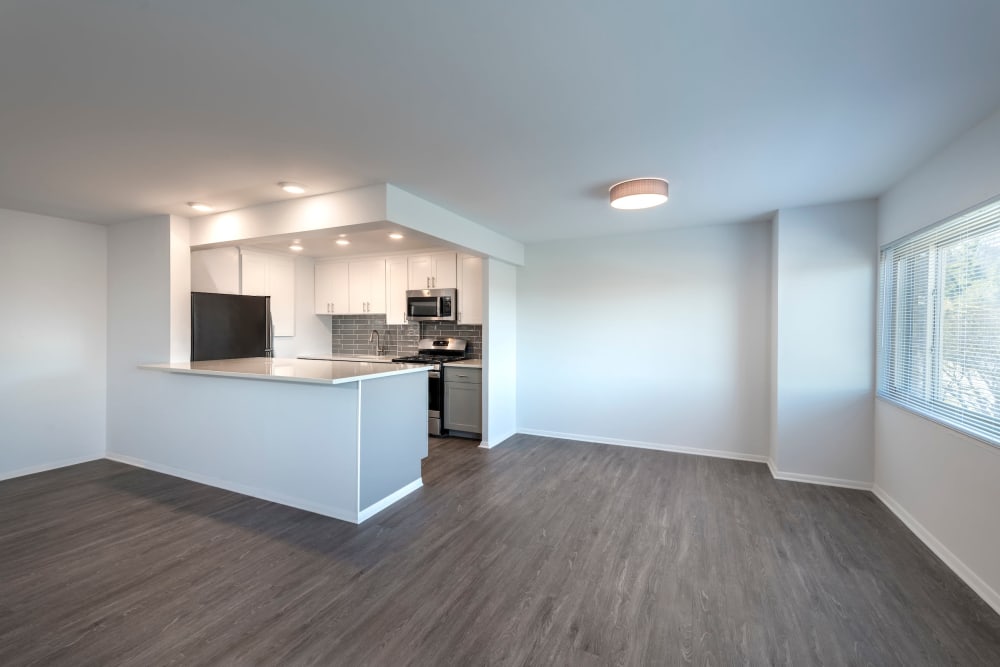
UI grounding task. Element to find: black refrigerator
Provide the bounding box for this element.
[191,292,274,361]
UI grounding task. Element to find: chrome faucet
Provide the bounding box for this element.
[368,329,382,355]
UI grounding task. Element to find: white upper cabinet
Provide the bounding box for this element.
[240,249,295,337]
[386,257,409,325]
[408,252,456,290]
[456,254,483,325]
[315,251,478,324]
[348,259,386,314]
[240,251,268,297]
[315,259,386,315]
[315,261,349,315]
[191,247,240,294]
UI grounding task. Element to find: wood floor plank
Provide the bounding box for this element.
[1,435,999,665]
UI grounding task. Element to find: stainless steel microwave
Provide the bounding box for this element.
[406,288,456,322]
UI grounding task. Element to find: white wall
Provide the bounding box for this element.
[770,201,877,486]
[169,216,191,362]
[107,216,181,454]
[0,209,107,479]
[483,259,517,447]
[879,108,1000,246]
[517,221,771,459]
[876,105,1000,613]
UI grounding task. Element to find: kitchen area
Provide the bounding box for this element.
[113,184,516,526]
[190,231,485,440]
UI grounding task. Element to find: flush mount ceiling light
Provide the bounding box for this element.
[289,240,304,252]
[609,178,669,210]
[388,233,404,240]
[279,182,306,194]
[187,202,214,213]
[336,239,350,246]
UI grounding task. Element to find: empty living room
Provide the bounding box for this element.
[2,1,1000,665]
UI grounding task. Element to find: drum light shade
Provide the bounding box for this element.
[609,178,669,210]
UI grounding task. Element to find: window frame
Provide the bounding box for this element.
[877,195,1000,450]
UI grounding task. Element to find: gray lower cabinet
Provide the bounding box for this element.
[444,366,482,435]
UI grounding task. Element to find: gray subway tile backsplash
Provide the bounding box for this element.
[328,314,482,359]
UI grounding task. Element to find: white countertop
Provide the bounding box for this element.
[444,358,483,369]
[141,357,429,385]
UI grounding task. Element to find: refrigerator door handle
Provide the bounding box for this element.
[265,297,274,358]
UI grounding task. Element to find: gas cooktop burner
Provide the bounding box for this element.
[392,337,469,366]
[392,354,461,364]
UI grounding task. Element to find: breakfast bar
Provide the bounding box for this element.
[124,358,429,523]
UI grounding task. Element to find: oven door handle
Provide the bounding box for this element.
[428,370,441,379]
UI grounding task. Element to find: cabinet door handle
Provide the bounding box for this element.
[432,276,436,288]
[331,302,335,314]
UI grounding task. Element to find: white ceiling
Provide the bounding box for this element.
[2,1,1000,242]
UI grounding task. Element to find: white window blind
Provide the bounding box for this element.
[878,196,1000,447]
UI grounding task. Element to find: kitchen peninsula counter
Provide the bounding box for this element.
[143,357,427,384]
[120,357,430,524]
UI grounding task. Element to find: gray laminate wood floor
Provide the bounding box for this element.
[1,435,999,666]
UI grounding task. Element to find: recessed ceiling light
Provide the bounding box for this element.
[338,233,347,238]
[336,239,350,246]
[609,178,669,210]
[388,233,404,240]
[279,182,306,194]
[289,240,304,252]
[187,202,214,213]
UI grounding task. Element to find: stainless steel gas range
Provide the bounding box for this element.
[393,337,468,436]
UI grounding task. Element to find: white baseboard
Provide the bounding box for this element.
[0,454,103,482]
[479,429,518,450]
[517,428,769,463]
[105,452,359,524]
[766,459,873,490]
[873,485,1000,616]
[357,478,423,523]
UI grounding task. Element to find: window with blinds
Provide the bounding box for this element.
[878,196,1000,447]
